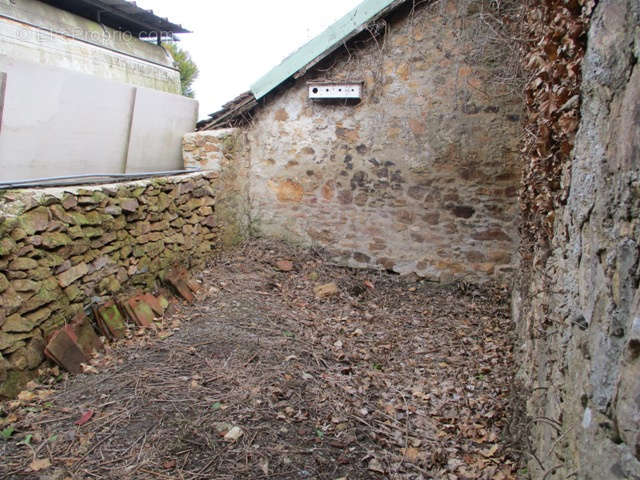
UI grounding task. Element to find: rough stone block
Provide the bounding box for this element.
[61,194,78,210]
[8,347,28,370]
[57,262,89,288]
[98,276,121,294]
[30,267,53,281]
[9,257,39,270]
[24,334,45,369]
[68,211,90,226]
[0,237,17,256]
[10,228,27,242]
[39,252,65,268]
[12,279,40,293]
[49,204,74,224]
[85,211,104,226]
[120,198,139,213]
[82,227,104,238]
[25,307,51,326]
[67,225,84,239]
[78,191,107,205]
[0,331,33,351]
[105,205,122,216]
[19,287,58,314]
[42,232,72,249]
[150,219,170,232]
[18,207,50,235]
[63,284,83,302]
[1,314,35,333]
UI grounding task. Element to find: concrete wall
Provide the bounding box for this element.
[513,1,640,478]
[126,88,199,173]
[215,1,522,282]
[0,0,180,94]
[0,55,197,182]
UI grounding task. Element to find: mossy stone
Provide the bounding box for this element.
[0,369,37,399]
[85,211,104,226]
[31,267,53,281]
[11,228,27,242]
[69,212,89,226]
[64,284,83,302]
[39,253,65,268]
[0,331,33,350]
[83,227,104,238]
[0,237,17,256]
[68,225,84,239]
[1,314,35,333]
[42,232,72,249]
[17,207,50,235]
[9,257,38,270]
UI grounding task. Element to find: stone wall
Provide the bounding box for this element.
[513,1,640,478]
[0,172,236,398]
[239,1,522,281]
[183,129,250,246]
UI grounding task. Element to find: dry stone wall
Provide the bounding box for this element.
[241,1,522,281]
[513,1,640,478]
[0,172,230,398]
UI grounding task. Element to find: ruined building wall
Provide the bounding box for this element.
[0,171,244,398]
[513,1,640,477]
[241,1,522,281]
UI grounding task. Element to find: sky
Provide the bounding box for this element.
[136,0,363,121]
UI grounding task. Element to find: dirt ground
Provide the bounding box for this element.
[1,240,523,480]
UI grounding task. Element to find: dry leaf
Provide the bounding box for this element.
[314,282,338,298]
[480,444,499,458]
[275,260,294,272]
[17,391,35,402]
[368,458,384,473]
[37,389,54,400]
[259,458,269,475]
[29,458,51,471]
[224,426,243,442]
[75,410,94,426]
[404,447,420,462]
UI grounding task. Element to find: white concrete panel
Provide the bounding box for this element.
[125,87,197,173]
[0,55,133,181]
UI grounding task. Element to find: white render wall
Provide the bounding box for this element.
[0,55,197,182]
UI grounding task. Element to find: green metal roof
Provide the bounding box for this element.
[250,0,402,100]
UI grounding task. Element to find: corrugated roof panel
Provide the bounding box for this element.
[250,0,402,100]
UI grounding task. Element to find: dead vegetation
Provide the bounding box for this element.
[519,0,592,255]
[1,240,522,479]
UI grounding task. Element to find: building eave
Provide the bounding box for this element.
[39,0,189,36]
